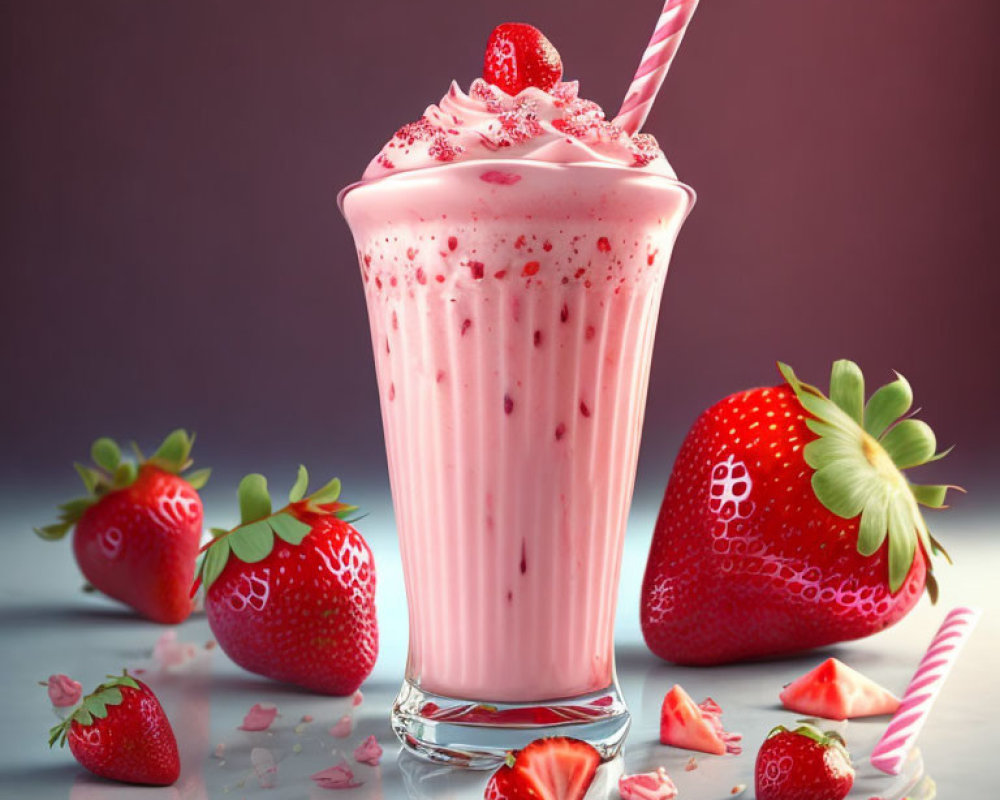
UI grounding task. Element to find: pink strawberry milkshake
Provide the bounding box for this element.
[341,64,693,762]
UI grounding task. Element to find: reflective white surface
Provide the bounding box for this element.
[0,489,993,797]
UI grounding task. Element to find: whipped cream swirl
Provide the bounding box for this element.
[362,79,674,181]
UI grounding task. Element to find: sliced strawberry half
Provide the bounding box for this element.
[482,23,563,95]
[484,737,600,800]
[780,657,901,720]
[659,685,742,755]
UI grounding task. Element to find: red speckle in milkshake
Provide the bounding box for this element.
[416,267,427,285]
[436,370,446,383]
[390,276,398,287]
[514,235,527,250]
[520,539,527,574]
[495,269,507,279]
[480,170,522,185]
[363,254,372,268]
[648,249,658,266]
[522,261,540,276]
[389,383,395,401]
[504,394,514,415]
[542,240,553,251]
[574,268,586,279]
[375,277,382,290]
[392,312,398,330]
[560,303,569,322]
[534,330,542,347]
[461,319,472,336]
[585,325,596,340]
[580,401,591,418]
[385,338,391,354]
[466,261,485,279]
[407,247,418,260]
[448,236,458,251]
[555,423,566,441]
[597,237,611,253]
[435,274,445,283]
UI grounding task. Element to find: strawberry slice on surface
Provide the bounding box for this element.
[642,360,959,666]
[48,671,180,786]
[36,430,210,624]
[780,657,900,720]
[483,23,563,95]
[755,724,854,800]
[483,737,600,800]
[659,685,741,755]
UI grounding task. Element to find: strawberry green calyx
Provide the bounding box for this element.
[766,724,849,757]
[48,670,140,748]
[778,360,959,597]
[35,430,210,542]
[194,466,359,592]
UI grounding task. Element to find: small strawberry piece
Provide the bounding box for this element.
[238,703,278,731]
[483,23,563,95]
[330,715,353,737]
[619,766,678,800]
[199,468,377,695]
[755,725,854,800]
[49,672,180,786]
[42,674,82,708]
[642,360,958,665]
[484,737,600,800]
[353,735,383,766]
[36,430,210,624]
[780,658,900,720]
[311,761,362,790]
[659,685,739,755]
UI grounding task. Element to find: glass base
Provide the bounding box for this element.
[391,678,631,769]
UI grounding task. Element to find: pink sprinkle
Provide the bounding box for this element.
[152,630,197,668]
[353,735,383,766]
[239,703,279,731]
[311,761,362,790]
[480,170,522,185]
[619,767,678,800]
[44,674,82,708]
[251,747,278,788]
[329,715,353,738]
[352,690,363,707]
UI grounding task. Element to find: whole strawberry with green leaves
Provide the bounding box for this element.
[37,430,209,624]
[197,468,377,695]
[642,360,957,665]
[49,671,180,786]
[755,724,854,800]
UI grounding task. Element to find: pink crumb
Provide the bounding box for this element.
[684,757,697,771]
[619,767,678,800]
[44,674,82,708]
[352,690,363,707]
[353,735,383,766]
[311,762,362,790]
[251,747,277,789]
[152,630,198,668]
[329,715,353,738]
[239,703,279,732]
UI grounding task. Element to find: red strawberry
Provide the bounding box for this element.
[484,737,600,800]
[48,671,180,786]
[37,431,209,624]
[198,468,377,695]
[641,360,957,665]
[659,685,741,755]
[779,657,900,720]
[483,23,563,95]
[755,725,854,800]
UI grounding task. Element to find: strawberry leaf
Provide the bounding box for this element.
[151,429,194,472]
[864,373,912,438]
[910,483,950,508]
[113,461,138,486]
[35,522,72,541]
[201,538,231,590]
[829,360,864,425]
[75,463,101,495]
[239,474,272,524]
[308,477,342,505]
[289,465,309,503]
[268,512,312,545]
[90,438,121,472]
[185,468,211,491]
[229,520,275,563]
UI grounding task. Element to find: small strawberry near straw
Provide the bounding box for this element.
[613,0,701,135]
[870,606,981,775]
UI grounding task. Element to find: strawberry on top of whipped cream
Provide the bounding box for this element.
[363,79,674,181]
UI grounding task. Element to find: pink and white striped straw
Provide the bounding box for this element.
[613,0,701,136]
[870,606,982,775]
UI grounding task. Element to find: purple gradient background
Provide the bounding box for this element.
[2,1,998,505]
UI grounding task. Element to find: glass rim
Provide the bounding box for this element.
[337,159,696,214]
